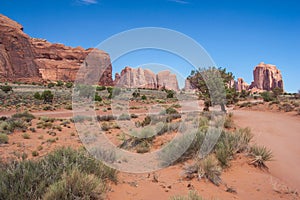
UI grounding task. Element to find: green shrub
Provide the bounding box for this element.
[261,92,274,102]
[132,90,140,98]
[215,128,253,167]
[94,93,102,102]
[22,133,31,139]
[65,82,73,88]
[41,90,54,103]
[34,92,41,100]
[0,133,8,144]
[96,85,106,91]
[56,80,64,87]
[141,95,147,100]
[0,85,13,93]
[130,113,138,119]
[141,115,151,127]
[0,147,116,199]
[136,141,150,153]
[32,151,39,157]
[47,82,55,88]
[97,115,116,122]
[165,107,178,115]
[12,111,35,122]
[166,89,176,98]
[101,122,110,131]
[43,168,105,200]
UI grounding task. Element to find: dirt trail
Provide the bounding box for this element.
[233,110,300,191]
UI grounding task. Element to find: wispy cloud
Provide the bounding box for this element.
[76,0,98,5]
[168,0,189,4]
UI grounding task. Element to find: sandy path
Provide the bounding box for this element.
[233,110,300,191]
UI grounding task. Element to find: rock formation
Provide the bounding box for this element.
[157,70,179,91]
[0,15,41,82]
[114,67,179,91]
[0,14,113,85]
[249,62,283,91]
[235,78,249,92]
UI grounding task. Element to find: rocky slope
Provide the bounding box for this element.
[0,14,113,85]
[114,67,179,91]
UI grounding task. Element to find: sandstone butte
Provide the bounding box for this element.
[0,14,113,85]
[0,14,284,92]
[235,62,284,92]
[0,14,182,90]
[114,67,179,91]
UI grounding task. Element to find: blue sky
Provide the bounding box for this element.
[0,0,299,92]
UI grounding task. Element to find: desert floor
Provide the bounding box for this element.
[105,109,300,200]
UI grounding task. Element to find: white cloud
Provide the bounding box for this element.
[77,0,98,5]
[168,0,189,4]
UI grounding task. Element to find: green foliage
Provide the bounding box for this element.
[12,111,35,122]
[166,89,176,98]
[41,90,54,103]
[272,87,283,98]
[47,82,55,88]
[56,80,64,87]
[0,85,13,93]
[34,92,41,100]
[94,93,102,102]
[141,95,147,100]
[96,85,106,91]
[0,147,116,199]
[22,133,31,139]
[188,67,235,112]
[136,141,150,153]
[65,82,73,88]
[239,90,250,99]
[261,91,274,102]
[0,118,26,134]
[43,168,105,200]
[132,90,140,98]
[215,128,253,168]
[165,107,179,115]
[32,151,39,157]
[0,133,8,144]
[97,115,117,122]
[140,116,151,127]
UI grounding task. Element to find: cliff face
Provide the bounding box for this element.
[114,67,179,91]
[250,62,283,91]
[235,78,249,92]
[157,70,179,91]
[0,15,41,82]
[0,14,113,85]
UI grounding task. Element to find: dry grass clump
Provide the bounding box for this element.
[249,145,273,169]
[183,155,222,186]
[171,190,205,200]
